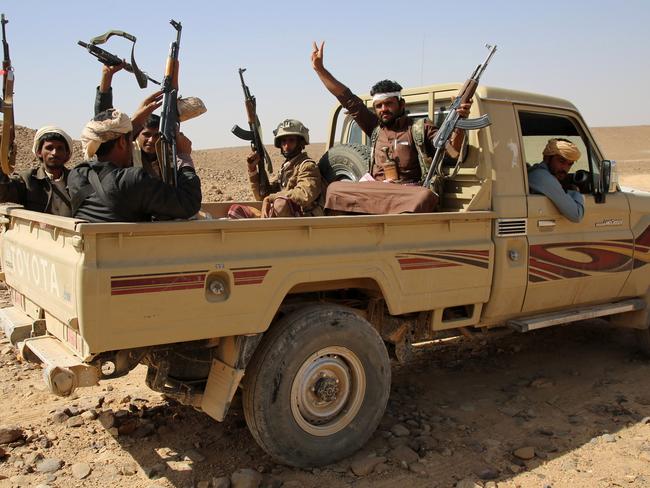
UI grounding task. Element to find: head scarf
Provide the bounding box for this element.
[81,109,132,160]
[543,139,581,162]
[32,126,73,158]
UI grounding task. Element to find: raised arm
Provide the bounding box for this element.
[95,63,124,115]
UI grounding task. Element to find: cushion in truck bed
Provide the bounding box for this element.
[325,181,437,215]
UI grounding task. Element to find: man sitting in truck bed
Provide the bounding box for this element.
[0,127,74,216]
[311,41,471,185]
[528,138,584,223]
[68,108,202,223]
[228,119,324,218]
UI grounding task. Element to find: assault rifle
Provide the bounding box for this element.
[157,20,182,186]
[78,30,159,88]
[0,13,15,175]
[231,68,273,198]
[422,44,497,189]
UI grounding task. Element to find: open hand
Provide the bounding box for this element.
[131,90,163,131]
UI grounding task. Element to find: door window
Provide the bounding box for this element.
[519,111,600,194]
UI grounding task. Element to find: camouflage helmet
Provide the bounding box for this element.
[273,119,309,147]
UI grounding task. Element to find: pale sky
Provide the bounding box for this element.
[3,0,649,149]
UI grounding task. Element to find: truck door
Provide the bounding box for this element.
[517,108,632,313]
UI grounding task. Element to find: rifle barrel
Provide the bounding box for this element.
[475,45,497,80]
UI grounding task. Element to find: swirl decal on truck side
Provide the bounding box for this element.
[527,226,650,282]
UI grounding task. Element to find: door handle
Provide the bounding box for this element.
[538,220,556,228]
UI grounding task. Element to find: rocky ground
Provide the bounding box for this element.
[1,125,650,488]
[2,320,650,488]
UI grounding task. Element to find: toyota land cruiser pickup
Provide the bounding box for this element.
[2,84,649,468]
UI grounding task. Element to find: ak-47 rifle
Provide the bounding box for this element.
[0,13,15,175]
[231,68,274,198]
[78,30,160,88]
[156,20,182,186]
[422,44,497,189]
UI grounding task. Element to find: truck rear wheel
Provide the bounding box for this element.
[242,304,391,467]
[318,144,370,183]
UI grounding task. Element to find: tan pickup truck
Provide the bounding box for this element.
[2,84,649,468]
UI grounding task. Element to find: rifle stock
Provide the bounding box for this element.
[78,30,159,88]
[0,13,15,175]
[231,68,274,198]
[77,40,160,86]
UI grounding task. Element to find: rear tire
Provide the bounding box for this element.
[318,144,370,183]
[242,304,391,467]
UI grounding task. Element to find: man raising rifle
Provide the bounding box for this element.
[311,41,472,185]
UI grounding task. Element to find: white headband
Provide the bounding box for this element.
[372,91,401,102]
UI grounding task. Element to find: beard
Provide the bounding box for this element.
[378,109,404,128]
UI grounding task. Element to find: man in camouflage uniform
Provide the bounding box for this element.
[0,127,74,216]
[228,119,324,218]
[311,41,472,185]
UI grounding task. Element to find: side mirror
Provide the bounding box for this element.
[595,160,617,204]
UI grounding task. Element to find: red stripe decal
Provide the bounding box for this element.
[398,258,460,270]
[112,274,206,288]
[112,283,205,295]
[233,268,270,286]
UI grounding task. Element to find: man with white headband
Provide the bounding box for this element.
[528,138,584,223]
[67,108,201,222]
[0,126,73,216]
[311,41,472,184]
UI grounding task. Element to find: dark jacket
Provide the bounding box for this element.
[68,160,202,223]
[0,165,72,216]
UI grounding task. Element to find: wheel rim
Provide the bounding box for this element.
[290,346,366,436]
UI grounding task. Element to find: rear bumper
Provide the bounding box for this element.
[1,306,98,396]
[0,306,34,345]
[20,335,100,396]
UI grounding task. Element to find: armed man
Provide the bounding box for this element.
[228,119,324,218]
[95,63,164,178]
[528,138,584,223]
[0,127,74,216]
[311,41,472,185]
[94,63,205,180]
[68,108,201,222]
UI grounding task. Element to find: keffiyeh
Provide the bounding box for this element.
[81,109,132,160]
